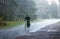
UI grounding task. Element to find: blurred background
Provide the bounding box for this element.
[0,0,60,39]
[0,0,60,28]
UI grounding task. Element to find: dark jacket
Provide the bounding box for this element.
[25,16,30,21]
[27,21,30,28]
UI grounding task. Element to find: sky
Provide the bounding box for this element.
[35,0,59,5]
[47,0,59,5]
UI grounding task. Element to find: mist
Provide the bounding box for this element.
[35,0,60,19]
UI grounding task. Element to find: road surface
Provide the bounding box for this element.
[0,19,60,39]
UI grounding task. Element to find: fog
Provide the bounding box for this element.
[0,0,60,20]
[35,0,60,19]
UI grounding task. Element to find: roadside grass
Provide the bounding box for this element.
[0,19,42,29]
[0,20,25,29]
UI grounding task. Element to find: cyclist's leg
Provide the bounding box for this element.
[25,22,27,34]
[29,22,30,32]
[27,22,30,33]
[25,22,26,30]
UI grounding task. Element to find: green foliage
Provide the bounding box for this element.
[0,17,6,26]
[0,0,37,20]
[0,20,24,28]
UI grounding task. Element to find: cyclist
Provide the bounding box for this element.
[25,15,30,27]
[25,15,30,33]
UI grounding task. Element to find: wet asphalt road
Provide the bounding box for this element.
[0,19,60,39]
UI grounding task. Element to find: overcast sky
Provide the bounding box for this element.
[35,0,59,5]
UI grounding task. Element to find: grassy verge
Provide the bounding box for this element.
[0,20,25,29]
[0,19,42,29]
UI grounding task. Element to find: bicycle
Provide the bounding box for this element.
[25,21,30,34]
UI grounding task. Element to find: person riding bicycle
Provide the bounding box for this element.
[25,15,30,28]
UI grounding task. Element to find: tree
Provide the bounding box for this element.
[37,0,49,19]
[0,0,37,20]
[49,1,57,18]
[0,0,18,20]
[15,0,37,19]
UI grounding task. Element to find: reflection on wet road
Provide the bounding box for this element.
[0,19,60,39]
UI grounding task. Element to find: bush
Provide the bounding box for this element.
[0,21,6,26]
